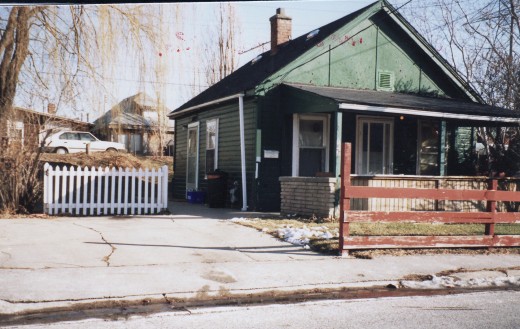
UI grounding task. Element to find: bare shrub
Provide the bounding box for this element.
[0,123,46,214]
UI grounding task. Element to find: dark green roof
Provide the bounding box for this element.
[169,0,483,117]
[170,2,376,115]
[284,83,519,122]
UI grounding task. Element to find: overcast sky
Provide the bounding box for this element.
[7,1,423,121]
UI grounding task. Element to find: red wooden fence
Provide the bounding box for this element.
[339,143,520,255]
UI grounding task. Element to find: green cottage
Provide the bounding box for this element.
[168,1,519,216]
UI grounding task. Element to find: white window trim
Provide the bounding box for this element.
[206,118,219,171]
[186,122,200,191]
[355,116,394,175]
[292,113,330,176]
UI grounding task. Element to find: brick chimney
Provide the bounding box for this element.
[270,8,292,55]
[47,103,56,115]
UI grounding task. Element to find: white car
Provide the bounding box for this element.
[43,131,126,154]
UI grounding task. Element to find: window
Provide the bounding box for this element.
[7,120,24,145]
[205,119,218,173]
[356,116,394,175]
[79,133,96,141]
[292,114,330,176]
[61,132,79,140]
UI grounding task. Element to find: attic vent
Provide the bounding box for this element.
[251,54,262,65]
[377,71,394,91]
[306,29,319,40]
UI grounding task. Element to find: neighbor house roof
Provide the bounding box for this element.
[94,92,171,131]
[284,83,519,123]
[14,107,93,128]
[169,0,483,118]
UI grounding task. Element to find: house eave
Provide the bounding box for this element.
[168,93,245,119]
[339,103,520,123]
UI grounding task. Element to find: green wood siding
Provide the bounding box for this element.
[173,99,257,205]
[257,10,471,101]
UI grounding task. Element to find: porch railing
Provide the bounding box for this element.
[339,143,520,255]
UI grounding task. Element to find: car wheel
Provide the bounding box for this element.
[106,148,117,153]
[56,147,68,154]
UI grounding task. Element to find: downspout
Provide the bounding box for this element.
[239,95,248,211]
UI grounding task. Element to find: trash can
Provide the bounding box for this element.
[206,170,228,208]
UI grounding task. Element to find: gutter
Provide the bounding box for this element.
[238,95,248,211]
[339,103,520,123]
[168,93,245,119]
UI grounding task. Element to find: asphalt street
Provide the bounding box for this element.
[4,290,520,329]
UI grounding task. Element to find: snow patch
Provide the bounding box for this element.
[276,226,336,246]
[401,275,520,289]
[229,217,254,223]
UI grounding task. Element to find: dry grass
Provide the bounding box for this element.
[40,153,174,180]
[234,217,520,258]
[40,152,172,170]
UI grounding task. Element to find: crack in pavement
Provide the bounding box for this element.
[0,251,12,266]
[73,223,116,267]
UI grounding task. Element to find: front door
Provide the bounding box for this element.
[186,122,200,194]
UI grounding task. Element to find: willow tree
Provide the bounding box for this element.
[0,4,162,213]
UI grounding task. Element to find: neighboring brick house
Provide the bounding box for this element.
[168,1,519,216]
[93,93,174,155]
[1,105,92,149]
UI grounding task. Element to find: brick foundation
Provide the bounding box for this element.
[279,177,337,218]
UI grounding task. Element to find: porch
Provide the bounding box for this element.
[280,175,520,219]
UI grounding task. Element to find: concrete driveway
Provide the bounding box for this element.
[1,201,520,316]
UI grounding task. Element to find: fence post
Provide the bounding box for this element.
[43,163,50,214]
[486,179,497,239]
[53,166,60,215]
[339,143,352,256]
[138,168,143,215]
[61,167,68,214]
[162,165,169,211]
[151,168,156,214]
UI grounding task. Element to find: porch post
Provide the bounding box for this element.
[334,112,343,217]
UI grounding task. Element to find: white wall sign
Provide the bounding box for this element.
[264,150,279,159]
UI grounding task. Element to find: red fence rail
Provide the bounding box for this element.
[339,143,520,255]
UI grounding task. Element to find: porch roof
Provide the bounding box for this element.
[284,83,520,123]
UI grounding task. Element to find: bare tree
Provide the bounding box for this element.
[397,0,520,176]
[202,3,241,87]
[0,4,162,213]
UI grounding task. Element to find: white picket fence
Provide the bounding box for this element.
[43,163,169,216]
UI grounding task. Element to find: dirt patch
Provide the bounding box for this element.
[202,270,237,284]
[435,266,520,277]
[349,247,520,259]
[0,213,56,220]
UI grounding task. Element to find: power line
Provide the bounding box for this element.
[31,70,210,88]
